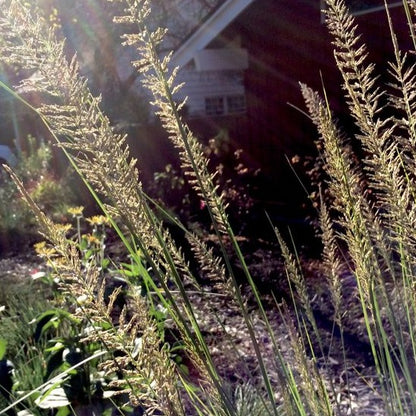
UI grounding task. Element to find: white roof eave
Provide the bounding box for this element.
[170,0,255,69]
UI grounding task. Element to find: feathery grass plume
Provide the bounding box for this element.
[300,83,376,298]
[300,83,404,411]
[300,83,404,365]
[324,0,405,244]
[304,1,416,410]
[111,3,287,414]
[328,0,416,329]
[387,4,416,157]
[403,0,416,49]
[383,1,416,403]
[324,0,383,140]
[186,232,227,285]
[0,0,155,252]
[1,1,248,413]
[318,191,343,325]
[280,302,333,416]
[324,0,416,262]
[112,0,229,237]
[300,80,407,357]
[274,227,315,331]
[5,167,184,415]
[273,224,342,414]
[410,0,416,21]
[385,3,416,272]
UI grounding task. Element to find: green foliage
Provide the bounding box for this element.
[0,339,6,360]
[0,136,74,247]
[0,212,146,415]
[0,276,55,415]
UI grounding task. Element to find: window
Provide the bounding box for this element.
[205,94,246,116]
[205,96,224,116]
[227,95,246,114]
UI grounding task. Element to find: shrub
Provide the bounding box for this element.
[0,135,74,251]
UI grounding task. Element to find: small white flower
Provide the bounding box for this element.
[31,271,46,280]
[132,337,143,359]
[76,294,91,304]
[103,390,118,399]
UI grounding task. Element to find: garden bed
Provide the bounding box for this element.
[0,246,391,415]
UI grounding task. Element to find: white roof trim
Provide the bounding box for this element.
[170,0,255,69]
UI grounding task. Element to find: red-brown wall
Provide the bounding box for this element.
[179,1,413,210]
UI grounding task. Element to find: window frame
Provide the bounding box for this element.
[205,96,225,116]
[204,94,246,117]
[226,94,246,114]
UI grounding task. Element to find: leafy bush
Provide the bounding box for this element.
[0,136,74,250]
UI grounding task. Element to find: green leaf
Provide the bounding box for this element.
[34,310,60,341]
[0,338,6,360]
[91,321,112,331]
[119,262,142,277]
[45,341,65,353]
[55,406,70,416]
[34,309,80,341]
[101,258,110,270]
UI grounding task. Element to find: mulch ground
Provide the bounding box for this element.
[0,240,399,415]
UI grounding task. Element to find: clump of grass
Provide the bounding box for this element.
[0,271,61,415]
[2,0,416,415]
[301,0,416,414]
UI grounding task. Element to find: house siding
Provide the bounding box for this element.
[175,62,245,117]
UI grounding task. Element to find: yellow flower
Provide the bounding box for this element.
[67,206,85,216]
[55,223,72,234]
[86,215,109,226]
[34,241,46,251]
[83,233,101,246]
[34,241,56,257]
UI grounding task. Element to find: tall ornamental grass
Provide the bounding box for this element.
[1,0,416,415]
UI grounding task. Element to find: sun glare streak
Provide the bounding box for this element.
[56,0,114,66]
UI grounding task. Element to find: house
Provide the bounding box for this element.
[0,0,410,224]
[156,0,411,217]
